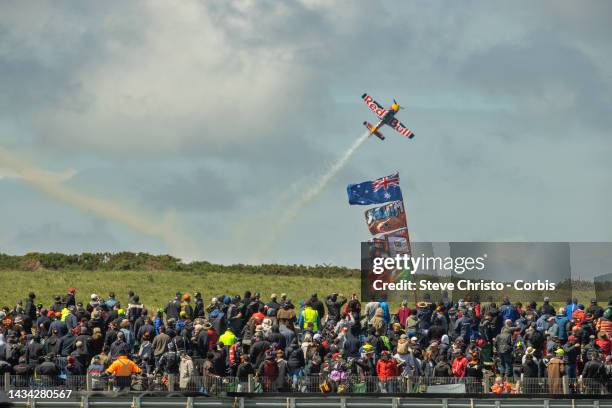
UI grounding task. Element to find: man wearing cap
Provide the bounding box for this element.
[588,298,604,319]
[266,294,282,317]
[547,348,565,394]
[44,328,61,357]
[581,334,598,362]
[47,295,62,314]
[539,297,555,316]
[563,336,580,378]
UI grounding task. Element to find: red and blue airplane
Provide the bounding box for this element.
[361,93,415,141]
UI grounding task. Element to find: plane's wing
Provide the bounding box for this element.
[389,118,415,138]
[362,93,387,119]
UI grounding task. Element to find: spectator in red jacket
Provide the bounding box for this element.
[452,351,468,377]
[376,351,398,392]
[376,351,398,378]
[596,332,612,356]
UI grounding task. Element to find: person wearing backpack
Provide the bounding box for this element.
[258,351,279,392]
[157,341,180,376]
[137,332,154,374]
[4,335,22,367]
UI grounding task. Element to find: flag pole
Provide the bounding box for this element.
[397,170,417,308]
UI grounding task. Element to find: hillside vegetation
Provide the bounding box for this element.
[0,252,360,309]
[0,253,601,311]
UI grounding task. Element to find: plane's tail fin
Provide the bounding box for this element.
[363,121,385,140]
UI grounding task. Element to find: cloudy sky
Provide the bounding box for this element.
[1,1,611,268]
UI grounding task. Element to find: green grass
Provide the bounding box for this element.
[0,269,599,313]
[0,269,360,310]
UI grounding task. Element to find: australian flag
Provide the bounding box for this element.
[347,172,403,205]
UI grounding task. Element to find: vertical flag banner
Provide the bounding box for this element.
[364,200,407,235]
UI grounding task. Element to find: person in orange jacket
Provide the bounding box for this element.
[572,305,586,328]
[490,376,513,394]
[105,345,141,391]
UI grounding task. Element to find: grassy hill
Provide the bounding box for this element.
[0,253,602,311]
[0,253,361,310]
[0,268,361,311]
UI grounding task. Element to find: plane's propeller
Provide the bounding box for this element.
[393,99,404,109]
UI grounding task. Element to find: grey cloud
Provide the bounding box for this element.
[458,33,611,126]
[141,167,238,212]
[4,221,119,254]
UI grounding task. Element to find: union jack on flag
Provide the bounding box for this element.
[372,173,400,192]
[346,172,403,205]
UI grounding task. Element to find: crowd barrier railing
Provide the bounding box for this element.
[2,373,610,396]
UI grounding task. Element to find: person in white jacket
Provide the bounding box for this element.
[179,351,194,391]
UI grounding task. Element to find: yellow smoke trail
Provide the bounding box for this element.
[0,147,198,260]
[255,130,370,261]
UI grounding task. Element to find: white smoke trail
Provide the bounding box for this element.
[0,147,198,260]
[256,130,370,260]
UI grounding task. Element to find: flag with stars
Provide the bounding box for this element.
[346,172,403,205]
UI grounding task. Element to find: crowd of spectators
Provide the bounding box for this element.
[1,288,611,394]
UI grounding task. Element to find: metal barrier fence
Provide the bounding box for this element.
[5,397,612,408]
[3,373,611,396]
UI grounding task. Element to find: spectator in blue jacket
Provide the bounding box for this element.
[564,298,578,320]
[555,308,570,342]
[499,297,519,323]
[378,296,390,324]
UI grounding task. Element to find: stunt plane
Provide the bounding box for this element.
[361,93,415,141]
